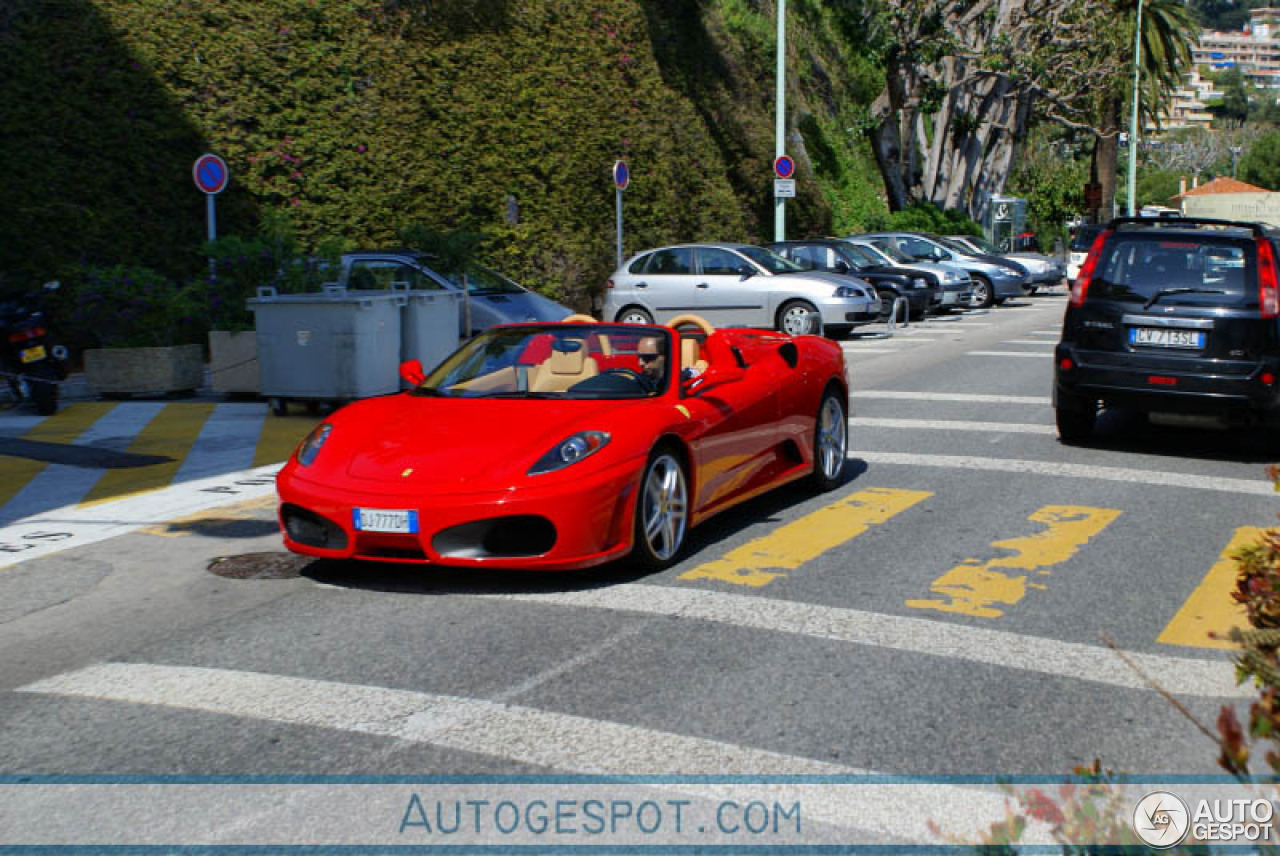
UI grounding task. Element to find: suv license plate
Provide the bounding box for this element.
[353,508,418,534]
[1130,327,1205,348]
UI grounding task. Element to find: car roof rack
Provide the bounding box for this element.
[1108,216,1280,238]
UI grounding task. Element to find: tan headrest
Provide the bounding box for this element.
[680,338,701,370]
[548,344,586,375]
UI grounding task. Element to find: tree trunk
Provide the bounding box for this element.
[1090,96,1122,223]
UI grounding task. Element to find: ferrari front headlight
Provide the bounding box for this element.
[528,431,611,475]
[297,424,332,466]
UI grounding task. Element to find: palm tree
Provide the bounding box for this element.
[1088,0,1195,222]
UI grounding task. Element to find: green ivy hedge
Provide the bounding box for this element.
[1,0,887,310]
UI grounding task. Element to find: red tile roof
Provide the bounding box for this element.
[1180,177,1269,197]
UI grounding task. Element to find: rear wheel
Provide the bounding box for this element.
[616,306,654,325]
[777,300,819,336]
[811,389,847,491]
[632,447,689,570]
[1055,399,1097,444]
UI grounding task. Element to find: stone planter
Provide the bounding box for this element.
[208,330,259,395]
[84,344,205,397]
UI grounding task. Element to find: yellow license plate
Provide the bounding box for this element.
[20,345,46,363]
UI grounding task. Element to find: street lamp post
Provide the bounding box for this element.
[1127,0,1144,217]
[775,0,786,241]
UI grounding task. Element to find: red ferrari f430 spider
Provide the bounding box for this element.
[276,313,849,571]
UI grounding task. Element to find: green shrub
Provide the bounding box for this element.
[59,265,205,349]
[866,202,982,236]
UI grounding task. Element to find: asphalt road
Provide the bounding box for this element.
[0,291,1272,845]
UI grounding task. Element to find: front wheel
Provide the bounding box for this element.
[811,389,847,491]
[967,276,994,309]
[632,448,689,571]
[30,379,57,415]
[777,300,819,336]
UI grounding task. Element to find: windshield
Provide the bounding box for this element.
[838,242,881,267]
[1070,226,1104,253]
[736,246,806,274]
[932,235,977,255]
[418,324,673,399]
[438,264,526,296]
[1088,235,1252,307]
[866,240,913,264]
[960,235,1001,254]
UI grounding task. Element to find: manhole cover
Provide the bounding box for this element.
[208,552,311,580]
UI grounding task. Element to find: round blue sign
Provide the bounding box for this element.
[773,156,795,179]
[613,160,630,190]
[193,154,229,195]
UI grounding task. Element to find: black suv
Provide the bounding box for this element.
[1054,217,1280,443]
[765,239,939,320]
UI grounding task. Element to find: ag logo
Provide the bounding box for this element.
[1133,791,1190,848]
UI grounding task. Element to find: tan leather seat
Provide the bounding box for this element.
[529,340,599,392]
[680,338,708,376]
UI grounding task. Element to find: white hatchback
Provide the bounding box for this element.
[602,243,881,338]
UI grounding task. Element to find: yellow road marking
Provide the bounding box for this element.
[906,505,1122,618]
[140,494,277,537]
[253,413,320,468]
[80,404,216,507]
[679,487,933,587]
[1157,526,1262,650]
[0,403,115,509]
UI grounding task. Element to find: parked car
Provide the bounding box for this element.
[1054,216,1280,444]
[334,251,572,335]
[839,237,972,312]
[855,232,1029,308]
[277,314,849,571]
[1067,224,1106,283]
[945,234,1066,294]
[602,243,881,338]
[764,239,936,321]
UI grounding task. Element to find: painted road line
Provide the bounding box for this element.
[679,487,932,587]
[965,351,1051,358]
[1030,330,1060,336]
[1003,340,1057,346]
[0,411,50,435]
[906,505,1122,618]
[253,413,321,468]
[174,403,270,484]
[15,664,1048,844]
[0,403,118,513]
[80,404,216,506]
[837,348,901,355]
[1157,526,1263,650]
[488,584,1244,698]
[851,417,1054,435]
[0,402,165,527]
[852,451,1276,496]
[852,391,1050,405]
[0,464,280,570]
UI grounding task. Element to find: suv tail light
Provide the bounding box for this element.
[1070,229,1111,307]
[1258,238,1279,319]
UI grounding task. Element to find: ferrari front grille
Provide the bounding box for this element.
[433,515,556,559]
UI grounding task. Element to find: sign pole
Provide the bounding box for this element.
[206,193,217,280]
[612,160,629,269]
[775,0,786,242]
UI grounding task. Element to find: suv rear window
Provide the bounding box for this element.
[1070,226,1104,253]
[1090,234,1254,307]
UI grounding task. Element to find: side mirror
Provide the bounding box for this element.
[399,359,425,386]
[833,261,850,275]
[738,265,756,280]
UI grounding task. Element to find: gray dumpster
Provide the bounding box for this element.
[395,286,462,374]
[249,286,403,415]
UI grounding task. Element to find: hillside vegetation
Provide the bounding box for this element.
[0,0,888,309]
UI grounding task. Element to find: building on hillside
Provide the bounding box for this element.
[1159,69,1220,129]
[1193,7,1280,89]
[1173,176,1280,225]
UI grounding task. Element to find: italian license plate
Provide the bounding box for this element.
[19,344,46,363]
[352,508,418,534]
[1129,327,1205,348]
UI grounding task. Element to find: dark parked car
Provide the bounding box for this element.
[1054,217,1280,443]
[764,239,938,320]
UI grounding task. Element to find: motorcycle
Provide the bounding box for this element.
[0,280,69,415]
